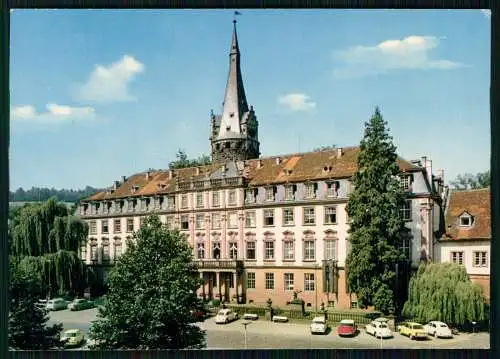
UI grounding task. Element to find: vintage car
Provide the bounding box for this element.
[337,319,357,337]
[425,321,453,338]
[68,298,96,311]
[310,316,328,334]
[214,308,238,324]
[46,298,68,311]
[365,319,393,338]
[398,322,428,340]
[60,329,85,347]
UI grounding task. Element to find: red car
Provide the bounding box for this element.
[337,319,357,337]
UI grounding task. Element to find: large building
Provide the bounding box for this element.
[78,20,445,309]
[435,188,491,301]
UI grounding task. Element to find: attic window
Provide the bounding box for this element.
[226,126,231,131]
[131,185,139,193]
[460,214,474,227]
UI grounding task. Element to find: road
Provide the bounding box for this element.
[48,308,490,350]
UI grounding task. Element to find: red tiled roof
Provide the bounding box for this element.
[441,188,491,241]
[83,147,422,201]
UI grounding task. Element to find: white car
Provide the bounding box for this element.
[425,321,453,338]
[365,319,393,338]
[46,298,68,311]
[214,309,238,324]
[310,316,328,334]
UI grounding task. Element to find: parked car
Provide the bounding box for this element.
[365,319,393,338]
[214,308,238,324]
[46,298,68,311]
[310,316,328,335]
[60,329,85,347]
[425,321,453,338]
[398,322,428,340]
[35,299,48,310]
[190,308,207,322]
[68,298,95,311]
[337,319,357,337]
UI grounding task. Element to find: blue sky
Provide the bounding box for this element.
[10,9,491,190]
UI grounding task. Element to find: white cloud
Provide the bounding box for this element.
[278,93,316,112]
[333,35,466,78]
[76,55,145,103]
[11,104,95,124]
[481,9,491,18]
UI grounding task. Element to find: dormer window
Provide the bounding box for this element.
[304,183,317,199]
[459,212,474,227]
[265,186,276,202]
[326,181,340,198]
[399,175,412,191]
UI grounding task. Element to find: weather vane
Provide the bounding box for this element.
[233,11,242,23]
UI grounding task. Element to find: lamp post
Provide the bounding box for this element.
[242,321,252,349]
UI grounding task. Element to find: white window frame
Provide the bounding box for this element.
[264,209,275,226]
[245,211,256,228]
[180,215,189,230]
[245,189,256,204]
[181,194,188,209]
[324,206,337,224]
[195,214,205,230]
[228,212,238,229]
[197,242,205,259]
[229,242,238,259]
[228,190,237,206]
[303,240,315,261]
[126,218,134,233]
[212,191,220,207]
[460,215,473,227]
[473,251,488,267]
[211,213,221,229]
[284,185,295,201]
[89,221,97,235]
[265,187,275,202]
[246,241,256,260]
[264,241,275,260]
[304,273,315,291]
[247,272,256,289]
[114,243,122,259]
[451,251,464,265]
[283,208,294,226]
[400,201,412,221]
[196,192,204,208]
[101,220,109,234]
[304,183,316,199]
[265,273,274,290]
[303,207,316,225]
[326,181,339,198]
[113,219,121,234]
[283,240,295,261]
[324,239,337,260]
[284,273,294,291]
[400,176,411,191]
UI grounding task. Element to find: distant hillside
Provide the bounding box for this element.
[9,186,104,203]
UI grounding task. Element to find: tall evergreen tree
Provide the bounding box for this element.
[345,107,409,314]
[10,197,89,297]
[88,215,206,349]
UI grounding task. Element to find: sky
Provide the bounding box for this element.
[9,9,491,190]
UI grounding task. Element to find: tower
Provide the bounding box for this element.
[210,19,260,163]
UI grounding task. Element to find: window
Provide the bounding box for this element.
[197,243,205,259]
[324,206,337,224]
[229,242,238,259]
[326,181,340,198]
[265,273,274,290]
[265,187,275,202]
[181,194,188,209]
[264,209,275,226]
[89,221,97,235]
[304,183,316,199]
[284,273,294,291]
[195,214,205,230]
[451,251,464,265]
[283,208,294,226]
[400,176,411,191]
[265,241,274,260]
[212,242,221,259]
[228,212,238,229]
[139,217,145,228]
[460,215,474,227]
[126,218,134,232]
[283,240,294,260]
[473,251,488,267]
[91,245,98,261]
[284,185,296,201]
[400,237,411,260]
[247,272,256,289]
[80,245,87,260]
[212,191,220,207]
[245,211,256,228]
[245,189,256,204]
[180,215,189,230]
[244,241,255,260]
[114,243,122,258]
[102,244,110,261]
[400,201,412,221]
[304,240,315,260]
[167,196,175,210]
[304,273,315,291]
[303,207,315,225]
[228,190,236,205]
[325,239,337,260]
[196,193,204,208]
[211,213,221,229]
[165,216,174,229]
[101,220,109,234]
[113,219,121,234]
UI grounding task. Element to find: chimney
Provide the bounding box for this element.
[121,175,127,183]
[337,147,343,158]
[257,160,263,169]
[275,157,281,165]
[195,167,200,176]
[146,171,151,181]
[169,170,173,179]
[421,156,433,185]
[113,181,120,190]
[437,169,444,182]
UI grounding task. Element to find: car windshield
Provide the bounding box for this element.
[313,320,324,324]
[66,332,78,337]
[342,323,354,327]
[439,324,448,328]
[379,324,388,328]
[217,311,227,315]
[412,324,423,329]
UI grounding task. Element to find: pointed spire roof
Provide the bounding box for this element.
[217,19,249,140]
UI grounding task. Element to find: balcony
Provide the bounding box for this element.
[195,259,244,271]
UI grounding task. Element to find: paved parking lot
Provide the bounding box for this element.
[48,308,490,349]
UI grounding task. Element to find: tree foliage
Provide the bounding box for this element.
[9,258,63,350]
[9,186,103,203]
[168,149,212,169]
[449,171,490,190]
[403,263,486,327]
[88,215,206,349]
[10,198,89,297]
[345,107,409,314]
[312,144,337,152]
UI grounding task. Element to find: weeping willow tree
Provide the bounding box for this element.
[402,263,486,327]
[10,198,89,297]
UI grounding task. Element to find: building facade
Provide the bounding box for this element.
[434,188,491,301]
[78,20,444,310]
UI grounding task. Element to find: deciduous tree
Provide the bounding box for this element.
[345,107,409,314]
[450,171,490,190]
[88,215,205,349]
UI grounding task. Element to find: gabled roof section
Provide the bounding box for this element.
[441,188,491,241]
